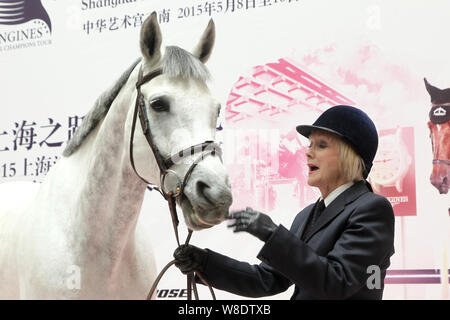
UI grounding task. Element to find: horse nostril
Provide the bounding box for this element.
[196,180,215,206]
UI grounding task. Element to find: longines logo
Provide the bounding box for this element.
[0,0,52,52]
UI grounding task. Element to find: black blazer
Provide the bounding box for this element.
[199,181,395,299]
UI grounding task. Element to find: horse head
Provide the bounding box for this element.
[424,78,450,194]
[131,13,232,230]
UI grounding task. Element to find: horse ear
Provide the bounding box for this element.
[424,78,441,101]
[140,12,162,64]
[192,19,215,63]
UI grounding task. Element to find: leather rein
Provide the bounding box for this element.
[129,66,220,300]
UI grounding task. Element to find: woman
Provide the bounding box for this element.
[173,105,395,300]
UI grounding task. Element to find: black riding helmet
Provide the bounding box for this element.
[296,105,378,179]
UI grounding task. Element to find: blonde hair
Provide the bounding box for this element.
[311,129,365,183]
[338,139,366,183]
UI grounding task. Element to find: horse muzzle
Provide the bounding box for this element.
[430,172,449,194]
[178,192,231,230]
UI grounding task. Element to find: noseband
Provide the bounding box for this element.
[129,66,221,300]
[433,159,450,166]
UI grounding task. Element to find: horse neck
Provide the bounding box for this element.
[75,70,148,263]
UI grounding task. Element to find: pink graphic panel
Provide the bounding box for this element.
[368,127,417,216]
[224,58,357,213]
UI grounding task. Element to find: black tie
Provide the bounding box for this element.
[302,199,325,240]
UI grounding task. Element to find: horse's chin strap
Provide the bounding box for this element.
[433,159,450,166]
[129,66,217,300]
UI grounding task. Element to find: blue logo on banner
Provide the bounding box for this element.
[0,0,51,33]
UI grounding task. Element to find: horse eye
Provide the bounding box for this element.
[149,98,170,112]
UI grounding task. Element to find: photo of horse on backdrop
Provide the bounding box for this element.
[424,78,450,195]
[0,12,232,299]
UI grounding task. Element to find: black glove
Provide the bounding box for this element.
[227,207,278,242]
[173,244,208,275]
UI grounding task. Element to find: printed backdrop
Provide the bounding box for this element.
[0,0,449,299]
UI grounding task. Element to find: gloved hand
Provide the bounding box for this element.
[173,244,208,274]
[227,207,278,242]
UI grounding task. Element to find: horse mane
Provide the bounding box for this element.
[63,58,141,157]
[163,46,210,81]
[63,47,210,157]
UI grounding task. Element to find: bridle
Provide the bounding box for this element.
[129,65,221,300]
[429,103,450,166]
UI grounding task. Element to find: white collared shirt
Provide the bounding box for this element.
[320,182,354,208]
